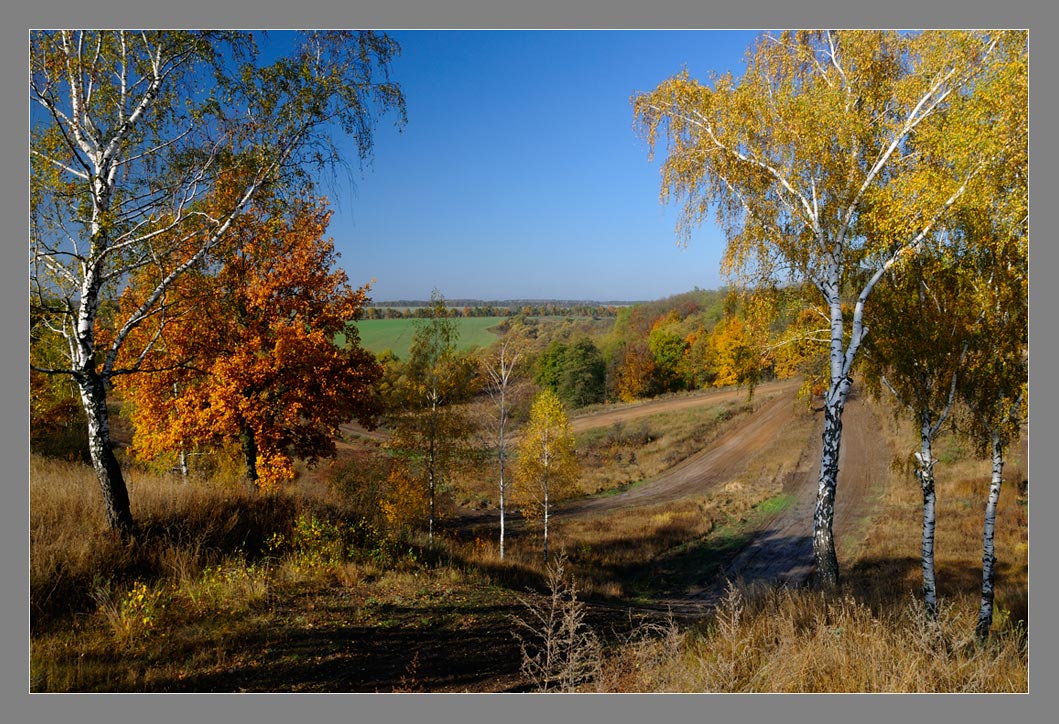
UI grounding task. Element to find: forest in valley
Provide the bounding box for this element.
[29,30,1026,693]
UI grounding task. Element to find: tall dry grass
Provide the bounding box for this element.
[30,450,461,691]
[847,400,1028,625]
[592,582,1026,693]
[30,385,1028,692]
[573,400,755,496]
[29,454,326,632]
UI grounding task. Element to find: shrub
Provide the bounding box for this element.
[512,553,601,692]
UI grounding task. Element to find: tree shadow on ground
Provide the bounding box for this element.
[844,555,1027,627]
[147,602,529,693]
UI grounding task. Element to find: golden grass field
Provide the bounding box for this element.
[29,391,1027,692]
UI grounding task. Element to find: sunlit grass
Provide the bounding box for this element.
[29,386,1027,692]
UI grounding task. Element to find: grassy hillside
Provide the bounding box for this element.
[29,388,1028,692]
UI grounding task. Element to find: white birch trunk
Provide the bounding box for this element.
[915,426,939,619]
[77,370,134,534]
[486,343,519,561]
[813,378,849,587]
[543,487,550,563]
[76,167,135,534]
[428,390,438,543]
[976,432,1005,641]
[499,436,507,560]
[498,375,508,560]
[812,257,879,588]
[178,448,189,480]
[812,275,856,588]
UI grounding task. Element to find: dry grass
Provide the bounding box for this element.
[30,386,1028,692]
[572,400,754,495]
[592,582,1026,693]
[443,394,812,602]
[584,395,1028,692]
[30,456,300,632]
[29,451,484,691]
[846,400,1028,626]
[450,395,754,508]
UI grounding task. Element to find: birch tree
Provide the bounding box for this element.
[960,243,1026,642]
[385,291,478,541]
[482,340,523,560]
[952,79,1026,641]
[960,36,1027,641]
[30,30,404,534]
[634,29,1025,587]
[515,389,580,561]
[862,247,974,618]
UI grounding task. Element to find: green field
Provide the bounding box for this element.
[345,317,508,358]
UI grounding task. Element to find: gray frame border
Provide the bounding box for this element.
[8,1,1054,723]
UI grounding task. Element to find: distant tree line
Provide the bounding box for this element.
[362,303,621,320]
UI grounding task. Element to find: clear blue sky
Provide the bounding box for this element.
[313,30,761,302]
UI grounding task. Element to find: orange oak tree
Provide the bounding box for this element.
[115,196,381,488]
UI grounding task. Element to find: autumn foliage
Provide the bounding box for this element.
[115,197,381,488]
[515,389,580,558]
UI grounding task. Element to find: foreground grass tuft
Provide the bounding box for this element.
[589,582,1026,692]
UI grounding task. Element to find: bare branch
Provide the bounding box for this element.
[30,149,91,181]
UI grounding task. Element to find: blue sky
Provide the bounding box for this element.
[307,30,761,302]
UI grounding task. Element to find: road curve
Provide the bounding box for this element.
[681,388,891,609]
[340,378,801,444]
[556,386,803,518]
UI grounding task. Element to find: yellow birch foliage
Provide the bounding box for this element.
[380,462,430,531]
[514,389,580,518]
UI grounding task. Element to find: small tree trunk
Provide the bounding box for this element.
[499,453,506,560]
[428,395,438,543]
[178,447,190,480]
[174,383,189,481]
[240,428,259,487]
[812,377,851,589]
[976,432,1005,642]
[428,437,436,543]
[77,372,135,536]
[498,380,508,560]
[543,488,550,562]
[916,423,939,619]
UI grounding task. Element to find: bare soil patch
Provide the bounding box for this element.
[269,384,888,691]
[686,387,891,608]
[559,382,802,517]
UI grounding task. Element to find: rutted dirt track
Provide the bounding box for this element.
[355,377,884,600]
[683,387,890,609]
[551,381,889,612]
[559,381,802,517]
[338,378,802,443]
[155,381,889,692]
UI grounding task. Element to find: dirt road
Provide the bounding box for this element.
[566,379,800,436]
[543,382,887,612]
[677,387,890,609]
[340,378,801,443]
[156,381,889,693]
[350,377,886,609]
[558,384,803,517]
